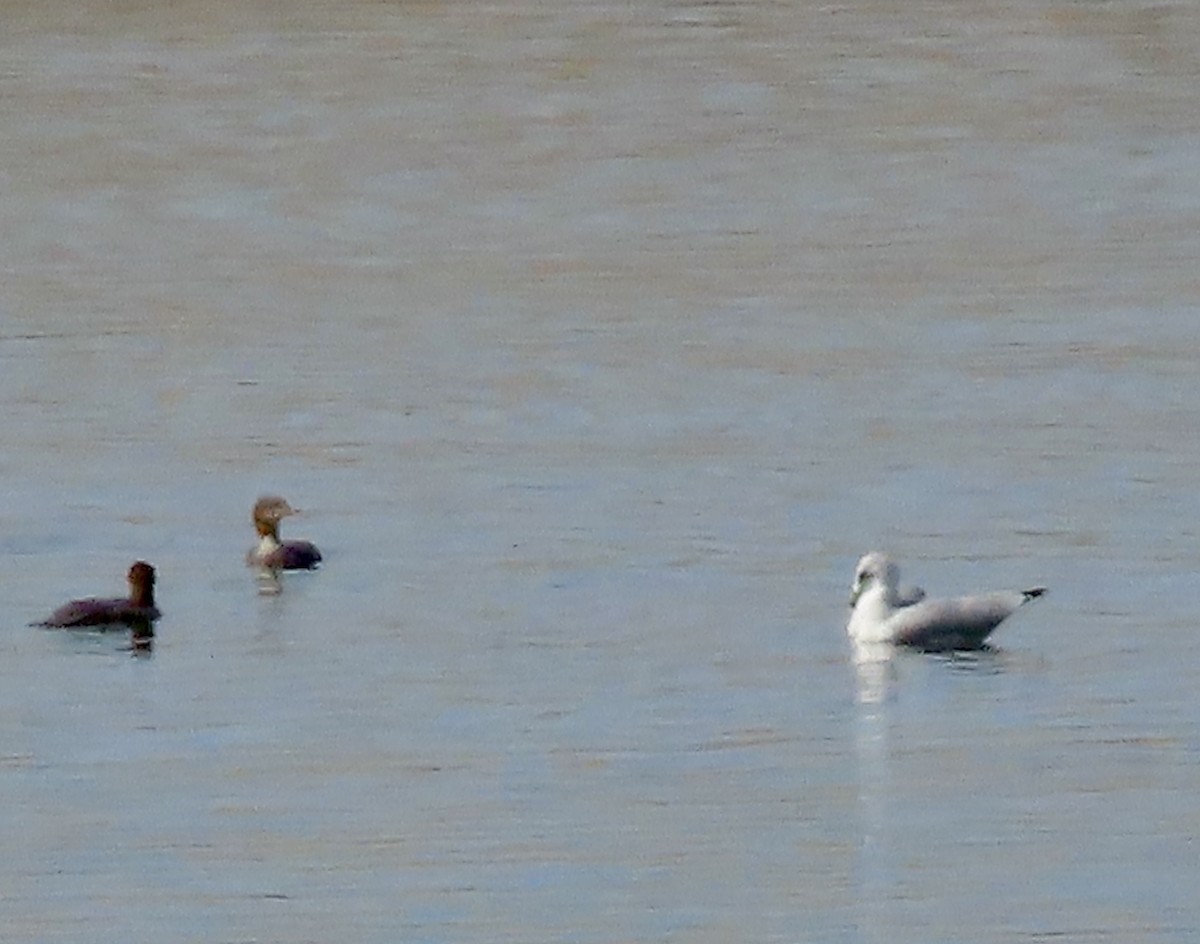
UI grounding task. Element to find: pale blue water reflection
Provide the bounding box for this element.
[2,1,1198,942]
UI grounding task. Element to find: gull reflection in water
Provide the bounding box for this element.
[851,640,897,706]
[851,638,897,944]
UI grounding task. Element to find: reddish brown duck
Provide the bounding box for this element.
[34,561,161,629]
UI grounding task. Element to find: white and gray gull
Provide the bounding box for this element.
[847,552,1045,651]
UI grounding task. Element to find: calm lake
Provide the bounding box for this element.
[2,2,1197,941]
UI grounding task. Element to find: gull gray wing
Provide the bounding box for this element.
[895,584,926,607]
[888,589,1044,651]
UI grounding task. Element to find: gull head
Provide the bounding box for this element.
[849,551,900,608]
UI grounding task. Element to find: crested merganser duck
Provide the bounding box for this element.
[246,495,322,571]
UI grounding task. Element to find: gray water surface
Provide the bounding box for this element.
[2,2,1198,942]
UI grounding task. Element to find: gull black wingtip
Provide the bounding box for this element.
[1022,587,1048,602]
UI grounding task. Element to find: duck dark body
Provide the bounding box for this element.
[259,539,322,571]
